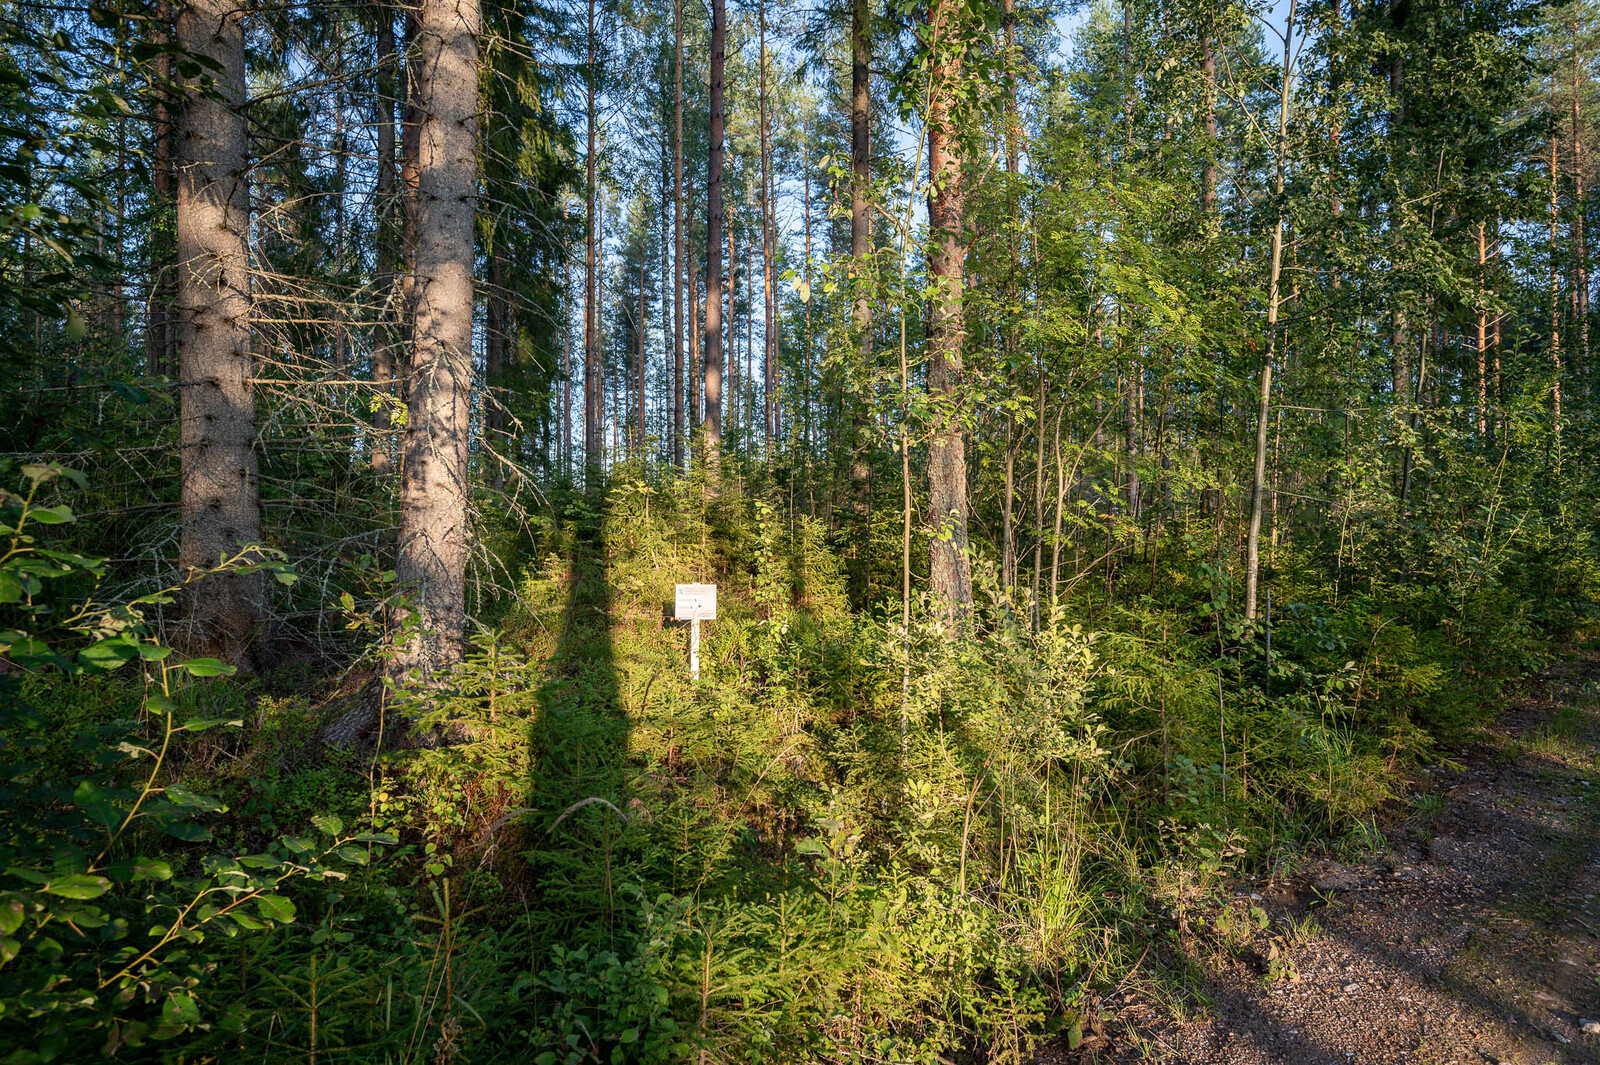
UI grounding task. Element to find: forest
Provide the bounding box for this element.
[1,0,1597,1058]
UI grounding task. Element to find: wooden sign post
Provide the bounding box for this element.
[674,583,717,679]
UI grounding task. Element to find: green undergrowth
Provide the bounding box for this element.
[2,465,1586,1063]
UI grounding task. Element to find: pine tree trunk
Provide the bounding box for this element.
[487,242,506,489]
[391,0,479,686]
[584,0,602,478]
[744,221,754,443]
[848,0,872,536]
[759,0,776,451]
[688,169,700,431]
[660,131,673,466]
[673,0,686,468]
[924,0,972,622]
[175,0,265,667]
[729,220,738,443]
[801,122,814,455]
[633,260,640,457]
[562,246,572,474]
[1200,23,1217,213]
[1572,28,1589,372]
[1551,136,1565,458]
[704,0,726,460]
[1477,222,1490,441]
[1125,361,1141,520]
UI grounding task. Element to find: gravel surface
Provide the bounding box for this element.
[1062,655,1600,1065]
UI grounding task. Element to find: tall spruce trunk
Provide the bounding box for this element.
[391,0,478,685]
[148,0,177,379]
[704,0,726,460]
[401,11,421,353]
[925,0,972,622]
[371,7,399,476]
[175,0,265,667]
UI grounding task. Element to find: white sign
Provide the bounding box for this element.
[674,583,717,621]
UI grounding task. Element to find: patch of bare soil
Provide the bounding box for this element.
[1081,655,1600,1065]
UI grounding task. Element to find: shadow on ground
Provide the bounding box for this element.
[1085,655,1600,1065]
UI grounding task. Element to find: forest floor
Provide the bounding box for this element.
[1076,653,1600,1065]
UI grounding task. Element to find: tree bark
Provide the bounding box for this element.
[801,118,814,456]
[487,241,506,488]
[147,0,177,379]
[703,0,726,461]
[759,0,776,450]
[637,258,647,457]
[1125,359,1141,520]
[391,0,479,685]
[688,169,700,431]
[562,241,572,474]
[848,0,872,533]
[175,0,265,667]
[673,0,686,468]
[744,218,754,442]
[1551,135,1565,459]
[371,6,399,476]
[1477,222,1490,441]
[1001,0,1018,596]
[729,217,739,442]
[1200,21,1217,214]
[401,9,421,354]
[925,0,972,622]
[1327,0,1342,225]
[1244,0,1294,622]
[1572,25,1589,373]
[584,0,602,478]
[660,125,673,466]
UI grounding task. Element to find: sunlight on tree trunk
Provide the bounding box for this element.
[924,0,972,624]
[390,0,478,687]
[175,0,265,668]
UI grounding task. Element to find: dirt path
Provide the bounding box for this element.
[1089,655,1600,1065]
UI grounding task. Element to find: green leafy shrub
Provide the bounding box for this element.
[0,465,395,1061]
